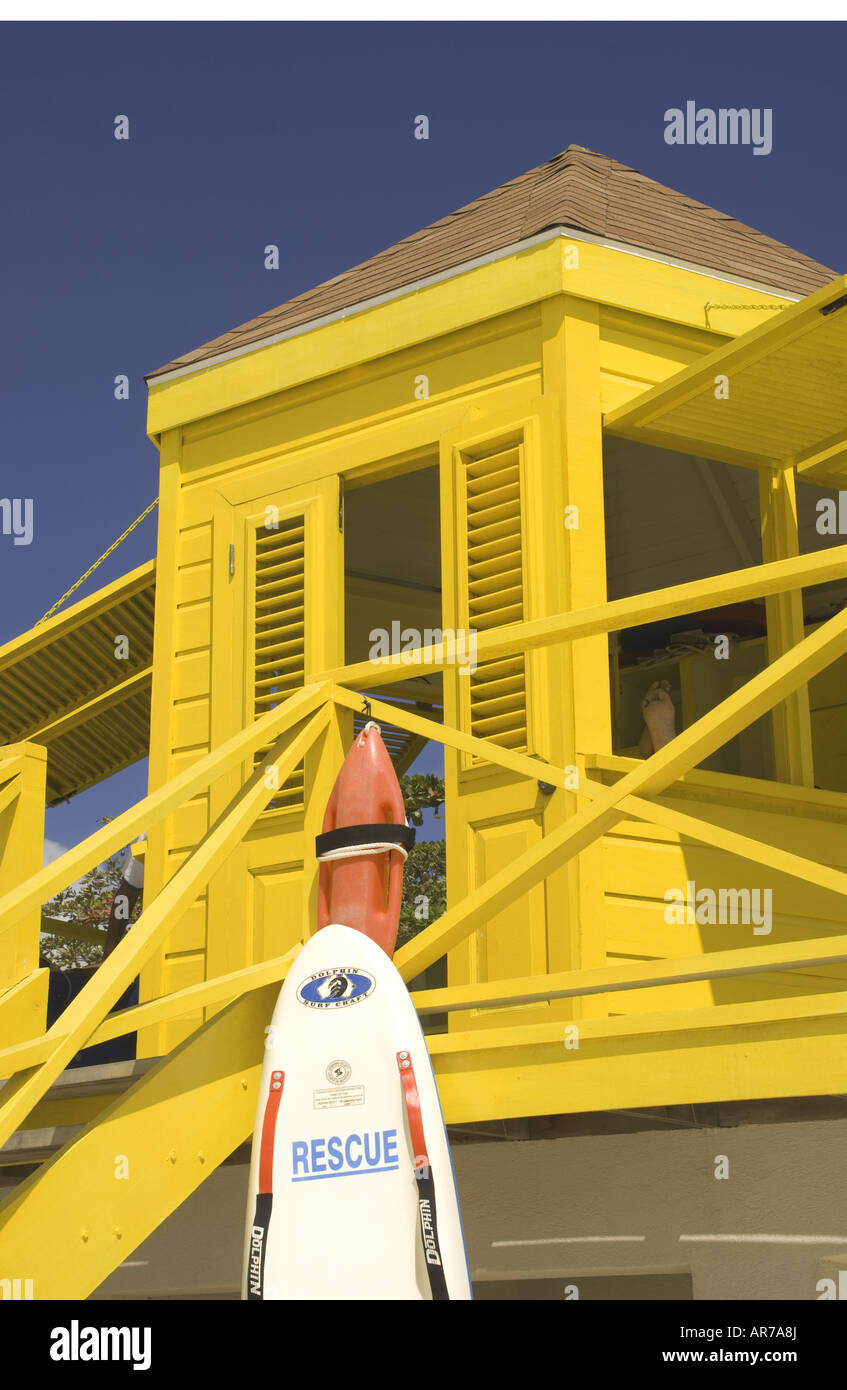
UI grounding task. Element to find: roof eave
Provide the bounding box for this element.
[146,226,806,389]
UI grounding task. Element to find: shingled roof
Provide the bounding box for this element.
[148,144,837,380]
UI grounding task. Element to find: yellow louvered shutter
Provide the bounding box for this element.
[253,515,306,809]
[462,443,530,757]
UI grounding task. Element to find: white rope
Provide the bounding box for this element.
[317,841,410,863]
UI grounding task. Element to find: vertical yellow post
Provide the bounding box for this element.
[301,480,347,937]
[138,429,182,1058]
[303,700,352,939]
[541,290,611,1007]
[758,464,814,786]
[0,743,48,1046]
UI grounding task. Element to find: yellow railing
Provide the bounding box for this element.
[3,542,847,1149]
[0,685,331,1150]
[317,542,847,688]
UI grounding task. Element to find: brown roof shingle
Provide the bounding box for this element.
[147,145,837,379]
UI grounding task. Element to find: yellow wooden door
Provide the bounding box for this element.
[209,473,344,978]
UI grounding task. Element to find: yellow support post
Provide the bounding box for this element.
[542,294,610,994]
[139,429,181,1052]
[759,463,814,785]
[0,969,49,1052]
[302,700,352,940]
[0,743,47,1046]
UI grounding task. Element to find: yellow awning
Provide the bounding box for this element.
[604,275,847,485]
[0,562,155,804]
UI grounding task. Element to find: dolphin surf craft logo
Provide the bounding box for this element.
[297,968,375,1009]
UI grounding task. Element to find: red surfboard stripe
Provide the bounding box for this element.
[259,1070,285,1194]
[397,1052,429,1170]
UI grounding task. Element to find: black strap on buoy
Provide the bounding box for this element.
[315,823,416,860]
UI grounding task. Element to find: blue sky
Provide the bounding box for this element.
[1,20,844,855]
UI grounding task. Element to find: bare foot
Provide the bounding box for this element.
[641,679,676,754]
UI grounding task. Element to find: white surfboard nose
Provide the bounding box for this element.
[242,922,472,1300]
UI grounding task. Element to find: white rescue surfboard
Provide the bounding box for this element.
[242,922,472,1300]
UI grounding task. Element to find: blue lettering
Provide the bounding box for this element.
[292,1131,399,1178]
[383,1128,398,1165]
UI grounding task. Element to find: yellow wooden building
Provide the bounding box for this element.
[3,145,847,1300]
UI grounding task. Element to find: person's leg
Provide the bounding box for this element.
[640,679,677,754]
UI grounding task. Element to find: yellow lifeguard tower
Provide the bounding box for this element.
[3,146,847,1300]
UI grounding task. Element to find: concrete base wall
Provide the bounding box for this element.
[92,1117,847,1300]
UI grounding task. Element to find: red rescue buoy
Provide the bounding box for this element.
[316,721,412,957]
